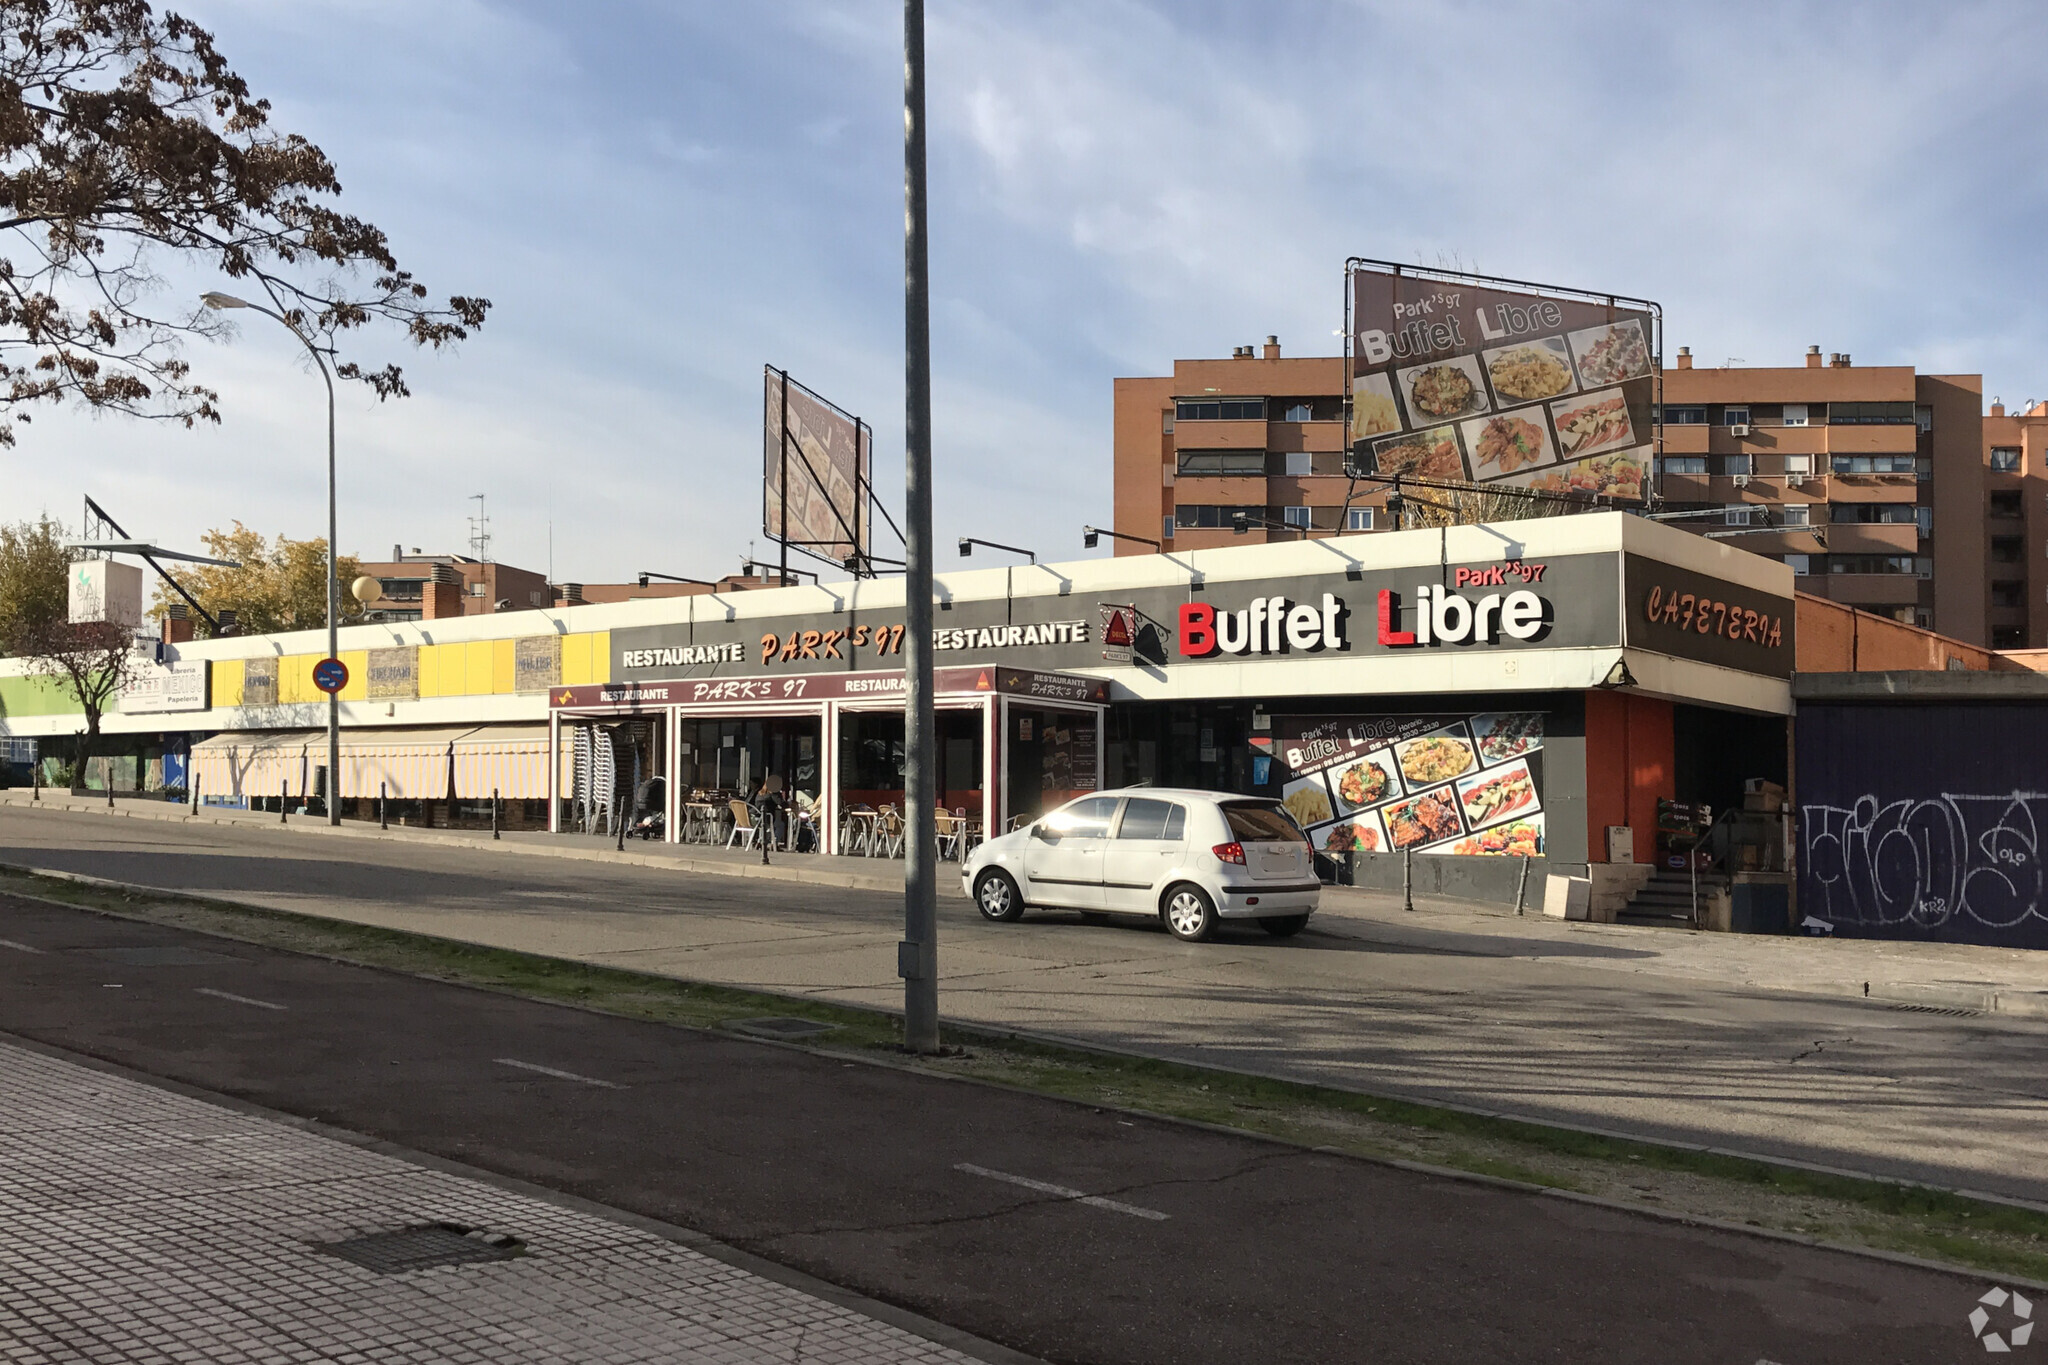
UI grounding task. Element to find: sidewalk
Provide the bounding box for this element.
[0,1035,1014,1365]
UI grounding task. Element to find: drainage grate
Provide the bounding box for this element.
[319,1222,525,1274]
[1885,1002,1983,1018]
[729,1016,839,1040]
[86,946,237,967]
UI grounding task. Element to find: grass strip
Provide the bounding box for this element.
[6,864,2047,1283]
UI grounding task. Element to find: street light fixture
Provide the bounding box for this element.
[1082,525,1160,551]
[958,536,1036,563]
[1231,511,1309,541]
[637,571,720,589]
[203,289,341,827]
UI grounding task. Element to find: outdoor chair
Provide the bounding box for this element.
[725,798,761,851]
[934,806,963,861]
[875,804,905,858]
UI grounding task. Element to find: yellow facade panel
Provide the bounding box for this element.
[338,650,369,701]
[212,658,244,709]
[491,638,516,694]
[465,640,496,696]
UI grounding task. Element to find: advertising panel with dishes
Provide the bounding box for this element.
[764,366,872,569]
[1276,711,1546,857]
[1347,260,1659,504]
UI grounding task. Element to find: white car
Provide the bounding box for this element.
[962,788,1321,942]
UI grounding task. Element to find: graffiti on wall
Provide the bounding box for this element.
[1801,793,2045,936]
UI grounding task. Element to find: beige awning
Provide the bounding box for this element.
[192,725,564,802]
[190,731,314,800]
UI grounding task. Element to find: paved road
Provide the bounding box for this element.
[0,891,1992,1363]
[6,803,2048,1205]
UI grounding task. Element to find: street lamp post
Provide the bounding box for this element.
[201,291,341,827]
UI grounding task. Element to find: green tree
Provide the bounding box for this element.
[147,521,361,635]
[0,513,68,653]
[0,0,490,447]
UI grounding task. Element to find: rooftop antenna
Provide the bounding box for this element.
[1721,357,1745,368]
[467,493,491,563]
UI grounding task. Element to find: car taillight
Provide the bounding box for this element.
[1213,841,1246,865]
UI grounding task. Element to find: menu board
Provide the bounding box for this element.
[1040,716,1098,792]
[1349,263,1656,503]
[1276,712,1545,857]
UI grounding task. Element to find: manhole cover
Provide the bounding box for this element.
[86,946,237,966]
[319,1222,524,1274]
[729,1016,838,1040]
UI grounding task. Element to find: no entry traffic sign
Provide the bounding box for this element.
[312,657,349,694]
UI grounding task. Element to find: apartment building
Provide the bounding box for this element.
[1982,400,2048,648]
[1113,340,2003,645]
[355,549,552,624]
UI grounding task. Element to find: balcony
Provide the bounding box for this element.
[1266,420,1347,454]
[1819,574,1923,607]
[1824,425,1920,455]
[1825,473,1918,501]
[1170,419,1269,450]
[1824,522,1919,555]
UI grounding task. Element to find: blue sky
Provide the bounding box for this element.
[12,1,2048,582]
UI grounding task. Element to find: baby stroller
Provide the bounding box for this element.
[629,775,667,841]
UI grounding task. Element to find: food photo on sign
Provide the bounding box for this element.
[1269,712,1547,857]
[1347,260,1657,505]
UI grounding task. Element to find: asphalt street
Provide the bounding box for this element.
[6,803,2048,1205]
[0,889,2003,1364]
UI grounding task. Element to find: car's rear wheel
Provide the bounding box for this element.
[1162,884,1217,942]
[974,869,1025,923]
[1258,912,1311,938]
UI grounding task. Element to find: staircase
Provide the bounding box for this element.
[1619,868,1729,927]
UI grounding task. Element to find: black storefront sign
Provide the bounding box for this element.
[1621,554,1795,679]
[1798,702,2048,948]
[612,551,1626,683]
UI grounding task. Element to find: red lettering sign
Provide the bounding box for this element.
[1179,602,1217,658]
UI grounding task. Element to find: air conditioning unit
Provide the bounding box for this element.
[1729,424,1752,437]
[1731,474,1751,487]
[1786,474,1805,487]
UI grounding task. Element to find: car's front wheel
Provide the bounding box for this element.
[1258,912,1311,938]
[1162,884,1218,942]
[974,869,1025,923]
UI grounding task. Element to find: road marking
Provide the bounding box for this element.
[953,1162,1169,1220]
[494,1058,623,1089]
[0,938,44,953]
[195,987,287,1012]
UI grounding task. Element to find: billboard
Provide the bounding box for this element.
[1347,260,1659,503]
[764,367,871,569]
[69,558,144,629]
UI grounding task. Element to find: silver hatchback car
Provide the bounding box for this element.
[962,788,1321,942]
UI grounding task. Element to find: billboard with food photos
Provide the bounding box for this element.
[1347,260,1659,504]
[1277,711,1546,857]
[764,367,872,566]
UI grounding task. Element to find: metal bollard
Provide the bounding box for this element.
[380,781,388,830]
[280,781,288,823]
[32,761,39,802]
[1402,848,1414,912]
[1515,854,1531,916]
[492,788,500,840]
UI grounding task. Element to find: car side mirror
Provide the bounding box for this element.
[1029,822,1052,841]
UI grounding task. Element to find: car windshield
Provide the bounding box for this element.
[1222,800,1305,844]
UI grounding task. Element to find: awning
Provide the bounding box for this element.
[190,731,314,800]
[337,726,475,801]
[451,724,554,800]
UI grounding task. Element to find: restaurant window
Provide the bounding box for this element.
[1658,456,1707,475]
[1783,554,1811,575]
[1992,446,2022,472]
[1829,555,1917,575]
[1992,581,2025,609]
[1781,504,1810,526]
[1347,507,1375,531]
[1661,406,1707,425]
[1175,504,1263,529]
[1782,404,1809,427]
[1282,505,1312,528]
[1177,449,1265,476]
[1991,490,2023,517]
[1829,402,1915,425]
[1175,398,1266,422]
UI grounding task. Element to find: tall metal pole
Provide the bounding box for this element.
[321,345,339,826]
[900,0,940,1054]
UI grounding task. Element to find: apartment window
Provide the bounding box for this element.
[1916,505,1932,538]
[1992,581,2025,609]
[1991,490,2024,517]
[1782,404,1809,427]
[1721,453,1755,476]
[1829,401,1915,425]
[1720,406,1751,427]
[1723,506,1753,526]
[1174,504,1263,529]
[1347,507,1375,531]
[1658,456,1708,475]
[1831,454,1916,474]
[1992,446,2022,472]
[1994,627,2026,648]
[1282,402,1312,422]
[1661,406,1706,425]
[379,578,424,602]
[1783,454,1812,475]
[1161,409,1174,434]
[1175,398,1266,422]
[1283,451,1313,477]
[1281,505,1312,529]
[1916,405,1934,433]
[1162,515,1175,541]
[1832,504,1916,524]
[1783,554,1811,575]
[1829,555,1917,575]
[1781,504,1810,527]
[1177,449,1266,476]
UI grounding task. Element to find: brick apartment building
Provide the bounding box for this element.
[1112,338,2027,646]
[354,549,552,624]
